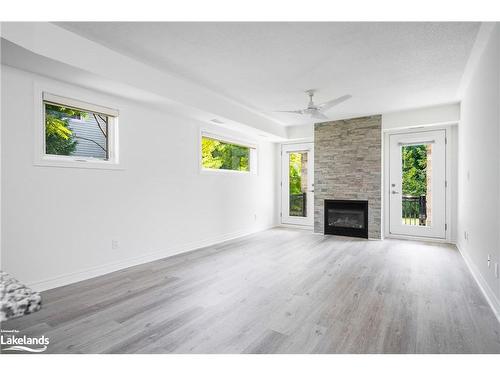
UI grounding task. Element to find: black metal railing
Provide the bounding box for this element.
[402,195,427,226]
[290,192,307,217]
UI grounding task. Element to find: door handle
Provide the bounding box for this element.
[391,190,400,194]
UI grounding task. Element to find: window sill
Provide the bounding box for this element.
[34,157,124,171]
[200,167,255,175]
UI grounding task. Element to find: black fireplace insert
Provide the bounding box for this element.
[324,199,368,238]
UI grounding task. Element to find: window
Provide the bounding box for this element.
[45,103,109,159]
[201,134,256,173]
[37,92,119,168]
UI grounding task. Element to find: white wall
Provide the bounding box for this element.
[0,65,279,290]
[381,103,460,243]
[286,124,314,141]
[457,24,500,318]
[285,103,461,141]
[381,104,460,244]
[382,103,460,130]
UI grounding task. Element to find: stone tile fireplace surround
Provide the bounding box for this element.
[314,115,382,239]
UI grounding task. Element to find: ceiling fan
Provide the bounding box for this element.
[276,90,352,120]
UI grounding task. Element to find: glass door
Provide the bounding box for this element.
[281,143,314,226]
[389,130,446,238]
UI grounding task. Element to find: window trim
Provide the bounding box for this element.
[199,130,257,175]
[34,83,122,170]
[42,92,119,117]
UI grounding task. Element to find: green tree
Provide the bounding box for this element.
[202,137,224,169]
[45,104,86,155]
[402,145,427,196]
[201,137,249,171]
[289,153,302,194]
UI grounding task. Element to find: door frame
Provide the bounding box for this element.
[389,130,446,239]
[280,142,314,228]
[383,124,456,242]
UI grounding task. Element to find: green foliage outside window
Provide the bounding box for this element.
[201,137,250,171]
[45,103,87,155]
[402,145,428,196]
[289,152,303,195]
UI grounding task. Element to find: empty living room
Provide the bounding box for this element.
[1,1,500,372]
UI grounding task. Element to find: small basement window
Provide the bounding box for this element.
[201,134,257,173]
[39,92,119,167]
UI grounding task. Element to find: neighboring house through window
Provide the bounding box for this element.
[37,91,120,169]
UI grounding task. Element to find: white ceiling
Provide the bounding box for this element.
[57,22,480,126]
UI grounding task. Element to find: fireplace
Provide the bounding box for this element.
[324,200,368,238]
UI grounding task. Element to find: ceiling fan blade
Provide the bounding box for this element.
[311,111,328,120]
[318,94,352,112]
[274,110,305,115]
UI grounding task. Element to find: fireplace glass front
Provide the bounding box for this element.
[324,200,368,238]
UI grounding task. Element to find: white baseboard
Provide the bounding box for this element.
[385,233,451,244]
[278,223,314,231]
[30,225,276,292]
[456,243,500,323]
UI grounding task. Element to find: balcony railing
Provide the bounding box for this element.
[290,192,307,217]
[402,195,427,226]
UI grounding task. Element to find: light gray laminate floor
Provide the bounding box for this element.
[2,228,500,354]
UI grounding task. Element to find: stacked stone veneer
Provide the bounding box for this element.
[314,115,382,239]
[300,152,308,193]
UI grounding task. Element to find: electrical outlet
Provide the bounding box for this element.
[464,231,469,241]
[112,240,119,250]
